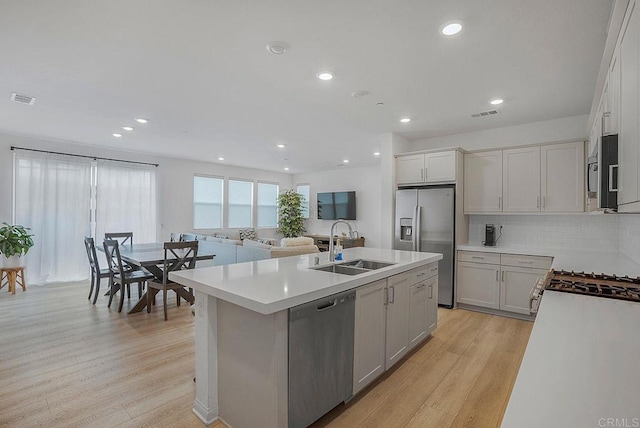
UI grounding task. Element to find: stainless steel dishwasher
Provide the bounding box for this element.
[288,289,356,428]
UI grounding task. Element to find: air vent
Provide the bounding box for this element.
[471,109,498,118]
[11,92,36,105]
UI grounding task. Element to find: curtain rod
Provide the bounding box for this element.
[10,146,159,167]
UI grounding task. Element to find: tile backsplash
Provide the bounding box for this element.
[619,215,640,264]
[468,215,620,252]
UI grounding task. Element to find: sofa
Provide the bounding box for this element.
[174,232,319,267]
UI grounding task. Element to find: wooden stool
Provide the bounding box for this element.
[0,267,26,295]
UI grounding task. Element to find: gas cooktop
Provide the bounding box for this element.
[544,270,640,303]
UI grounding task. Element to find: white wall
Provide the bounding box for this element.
[468,214,620,252]
[619,215,640,263]
[293,165,382,248]
[405,115,589,153]
[0,132,293,241]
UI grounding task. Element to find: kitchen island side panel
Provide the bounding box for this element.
[218,300,288,428]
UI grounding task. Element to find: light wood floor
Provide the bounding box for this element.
[0,282,532,428]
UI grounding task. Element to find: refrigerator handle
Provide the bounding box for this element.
[415,206,422,252]
[411,206,418,251]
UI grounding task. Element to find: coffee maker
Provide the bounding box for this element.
[483,224,496,247]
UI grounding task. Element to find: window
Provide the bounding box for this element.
[228,179,253,228]
[257,182,279,228]
[193,175,223,229]
[297,184,310,219]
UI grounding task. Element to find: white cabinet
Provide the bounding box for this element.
[540,142,585,212]
[607,45,620,135]
[425,275,438,333]
[500,266,549,315]
[457,251,552,316]
[457,260,500,309]
[502,146,541,212]
[353,279,387,395]
[353,264,439,395]
[396,151,456,185]
[619,0,640,210]
[464,151,503,213]
[408,281,428,349]
[385,272,410,367]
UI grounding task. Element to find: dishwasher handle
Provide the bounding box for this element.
[317,300,337,311]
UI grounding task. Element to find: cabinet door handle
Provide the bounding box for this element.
[471,256,484,260]
[420,168,424,181]
[502,270,505,282]
[424,168,428,181]
[389,286,395,304]
[542,196,546,209]
[429,284,433,299]
[416,272,426,278]
[430,267,438,273]
[518,260,534,264]
[536,196,540,209]
[496,270,499,281]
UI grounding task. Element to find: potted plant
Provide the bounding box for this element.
[0,223,34,268]
[277,190,306,238]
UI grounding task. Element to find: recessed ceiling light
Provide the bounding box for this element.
[277,144,286,148]
[266,41,289,55]
[343,159,349,163]
[400,117,411,123]
[440,21,463,36]
[317,71,334,81]
[135,118,148,124]
[284,167,290,171]
[218,157,224,161]
[112,133,122,138]
[121,126,133,131]
[490,98,504,105]
[373,152,381,156]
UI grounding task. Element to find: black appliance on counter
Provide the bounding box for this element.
[587,134,618,210]
[483,224,496,247]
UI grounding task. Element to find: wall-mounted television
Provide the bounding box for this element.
[317,191,356,220]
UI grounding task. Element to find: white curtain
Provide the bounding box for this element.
[94,160,157,245]
[14,151,92,285]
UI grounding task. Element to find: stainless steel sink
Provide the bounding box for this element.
[312,264,368,276]
[310,259,396,276]
[339,259,395,270]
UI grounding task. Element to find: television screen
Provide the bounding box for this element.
[317,191,356,220]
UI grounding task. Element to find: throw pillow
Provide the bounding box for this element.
[239,228,257,241]
[280,237,315,247]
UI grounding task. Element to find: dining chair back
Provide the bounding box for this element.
[84,237,111,304]
[103,239,153,312]
[104,232,133,246]
[147,241,198,320]
[170,232,182,242]
[181,233,197,242]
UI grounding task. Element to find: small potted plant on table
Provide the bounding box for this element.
[0,223,34,268]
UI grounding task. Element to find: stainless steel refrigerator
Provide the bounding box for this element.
[394,186,455,308]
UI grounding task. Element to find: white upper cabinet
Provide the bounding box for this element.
[464,151,503,213]
[608,44,621,135]
[540,142,585,212]
[502,146,541,212]
[396,151,456,185]
[619,0,640,209]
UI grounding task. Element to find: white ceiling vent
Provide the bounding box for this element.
[10,92,36,105]
[471,109,498,118]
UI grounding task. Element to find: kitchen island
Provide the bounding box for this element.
[170,247,442,427]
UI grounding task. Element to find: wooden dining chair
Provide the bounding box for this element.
[146,241,198,320]
[84,237,111,304]
[104,232,133,246]
[103,239,154,313]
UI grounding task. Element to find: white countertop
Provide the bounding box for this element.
[170,247,442,315]
[501,290,640,428]
[457,244,640,277]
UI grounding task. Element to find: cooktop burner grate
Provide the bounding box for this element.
[545,270,640,303]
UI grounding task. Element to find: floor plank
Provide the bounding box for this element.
[0,282,533,428]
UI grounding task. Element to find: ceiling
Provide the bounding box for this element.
[0,0,613,173]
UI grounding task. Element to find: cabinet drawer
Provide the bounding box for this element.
[500,254,552,270]
[410,262,438,284]
[457,251,500,265]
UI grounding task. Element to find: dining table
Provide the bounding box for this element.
[99,242,216,314]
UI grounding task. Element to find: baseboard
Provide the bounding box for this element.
[457,303,535,321]
[193,398,219,426]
